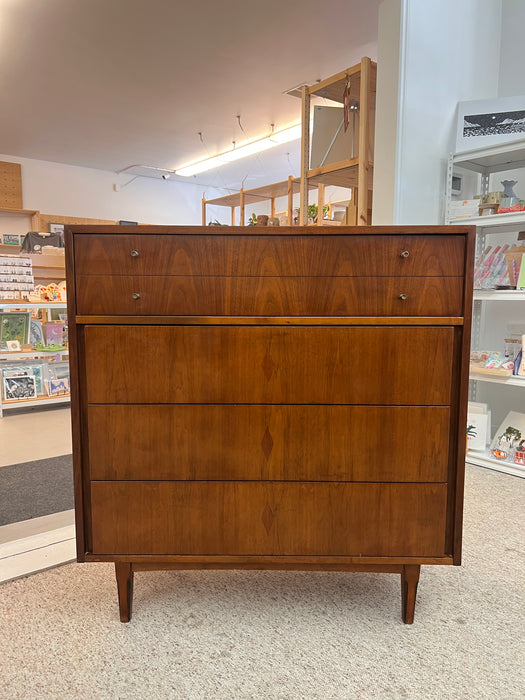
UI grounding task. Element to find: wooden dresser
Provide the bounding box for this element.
[65,224,475,623]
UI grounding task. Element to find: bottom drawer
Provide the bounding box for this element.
[90,481,447,557]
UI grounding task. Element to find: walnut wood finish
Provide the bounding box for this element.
[74,233,465,277]
[87,404,451,482]
[66,224,475,623]
[115,563,133,623]
[90,482,448,557]
[76,274,464,316]
[84,325,454,405]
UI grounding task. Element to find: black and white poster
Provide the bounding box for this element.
[456,96,525,152]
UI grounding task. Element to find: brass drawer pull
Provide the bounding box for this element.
[398,293,408,300]
[130,250,140,257]
[132,292,141,300]
[400,250,410,258]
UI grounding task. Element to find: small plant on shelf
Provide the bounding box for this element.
[294,204,330,224]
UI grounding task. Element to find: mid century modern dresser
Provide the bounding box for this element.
[65,224,475,622]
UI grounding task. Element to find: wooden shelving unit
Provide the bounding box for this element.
[202,176,316,226]
[299,56,376,226]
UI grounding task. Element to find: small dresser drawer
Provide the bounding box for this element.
[87,405,451,482]
[74,233,466,277]
[76,274,464,316]
[84,325,454,405]
[90,481,448,557]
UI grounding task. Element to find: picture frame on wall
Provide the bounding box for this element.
[456,95,525,152]
[2,233,21,246]
[48,223,65,234]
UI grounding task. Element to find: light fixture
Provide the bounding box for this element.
[175,123,302,177]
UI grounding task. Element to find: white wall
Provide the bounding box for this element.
[499,0,525,96]
[374,0,503,224]
[372,0,402,225]
[1,153,215,226]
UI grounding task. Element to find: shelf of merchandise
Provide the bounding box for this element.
[0,302,69,417]
[298,57,376,225]
[466,451,525,478]
[450,211,525,235]
[0,351,68,361]
[470,372,525,387]
[0,302,66,310]
[445,139,525,479]
[1,394,70,413]
[473,290,525,301]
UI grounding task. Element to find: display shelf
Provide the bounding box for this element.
[0,302,66,309]
[0,207,40,230]
[451,140,525,172]
[473,290,525,301]
[299,57,376,226]
[445,139,525,479]
[1,299,69,417]
[1,394,70,412]
[0,351,68,361]
[449,211,525,234]
[466,451,525,478]
[202,177,317,226]
[470,372,525,387]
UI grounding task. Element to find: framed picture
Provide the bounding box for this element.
[6,340,21,351]
[48,223,65,234]
[2,233,20,246]
[3,374,37,400]
[456,95,525,152]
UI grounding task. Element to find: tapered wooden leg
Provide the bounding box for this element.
[115,563,134,622]
[401,564,420,624]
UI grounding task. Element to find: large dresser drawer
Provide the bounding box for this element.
[74,233,466,277]
[84,325,454,405]
[75,274,464,316]
[87,405,451,482]
[90,481,448,557]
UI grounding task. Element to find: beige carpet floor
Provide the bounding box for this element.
[0,465,523,700]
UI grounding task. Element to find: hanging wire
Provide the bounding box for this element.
[195,130,233,195]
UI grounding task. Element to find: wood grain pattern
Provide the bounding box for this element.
[83,325,454,405]
[87,404,451,482]
[75,315,465,326]
[90,481,448,557]
[66,224,475,622]
[74,233,466,277]
[75,274,464,316]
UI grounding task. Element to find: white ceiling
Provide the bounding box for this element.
[0,0,379,192]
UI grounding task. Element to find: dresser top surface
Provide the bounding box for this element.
[65,224,475,237]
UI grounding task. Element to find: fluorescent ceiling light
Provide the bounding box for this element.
[175,123,302,177]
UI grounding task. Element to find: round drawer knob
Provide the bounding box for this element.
[130,249,140,257]
[132,292,141,300]
[398,293,408,300]
[400,250,410,258]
